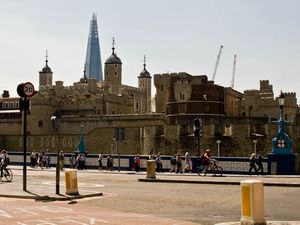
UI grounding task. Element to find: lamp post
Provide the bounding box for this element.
[51,115,60,195]
[278,91,285,133]
[117,94,122,114]
[77,124,86,154]
[217,140,221,157]
[113,136,120,172]
[253,139,257,154]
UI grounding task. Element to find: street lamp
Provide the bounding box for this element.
[278,91,285,109]
[51,115,60,195]
[253,139,257,154]
[113,136,120,172]
[216,140,221,157]
[278,91,286,134]
[117,94,122,114]
[77,124,86,154]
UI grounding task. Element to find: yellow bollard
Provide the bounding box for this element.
[146,160,156,179]
[65,169,79,195]
[241,180,266,225]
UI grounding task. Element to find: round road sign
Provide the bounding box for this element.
[23,82,35,97]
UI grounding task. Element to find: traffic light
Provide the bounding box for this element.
[193,118,202,137]
[19,98,30,112]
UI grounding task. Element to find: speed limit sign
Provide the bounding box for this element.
[17,82,35,98]
[23,82,35,97]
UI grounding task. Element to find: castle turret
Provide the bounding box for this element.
[104,38,122,94]
[138,55,152,113]
[39,51,53,90]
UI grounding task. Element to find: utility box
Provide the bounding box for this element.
[146,160,156,179]
[65,169,79,195]
[241,180,266,225]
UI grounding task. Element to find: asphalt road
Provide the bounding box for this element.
[0,168,299,225]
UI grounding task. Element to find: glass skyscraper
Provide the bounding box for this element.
[84,14,103,82]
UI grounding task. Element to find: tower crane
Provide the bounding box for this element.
[231,54,237,89]
[212,45,223,81]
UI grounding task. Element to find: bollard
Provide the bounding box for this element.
[146,160,156,179]
[65,169,79,195]
[241,180,266,225]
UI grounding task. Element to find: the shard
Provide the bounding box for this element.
[84,14,103,82]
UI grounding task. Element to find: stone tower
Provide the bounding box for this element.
[138,55,152,113]
[84,13,103,82]
[104,38,122,94]
[39,51,53,90]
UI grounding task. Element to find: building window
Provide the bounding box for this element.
[116,127,125,140]
[38,120,43,127]
[115,72,117,76]
[204,105,210,113]
[180,93,185,101]
[114,65,117,68]
[179,105,186,114]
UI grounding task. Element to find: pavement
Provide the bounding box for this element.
[1,165,299,225]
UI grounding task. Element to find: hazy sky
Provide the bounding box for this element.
[1,0,300,101]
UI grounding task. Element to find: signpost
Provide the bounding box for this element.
[17,82,35,191]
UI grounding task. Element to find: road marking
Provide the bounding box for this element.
[41,181,104,188]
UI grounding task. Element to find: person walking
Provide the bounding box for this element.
[106,154,113,171]
[58,151,65,170]
[0,150,10,178]
[175,153,182,174]
[45,150,51,169]
[256,151,264,175]
[183,151,192,173]
[249,152,258,175]
[133,154,141,172]
[98,152,104,171]
[148,149,154,160]
[170,154,177,173]
[155,152,163,172]
[30,150,38,167]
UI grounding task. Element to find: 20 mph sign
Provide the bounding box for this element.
[17,82,35,98]
[23,82,35,97]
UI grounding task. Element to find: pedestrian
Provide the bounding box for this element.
[256,151,264,175]
[170,154,177,173]
[175,153,182,173]
[155,152,163,172]
[98,152,104,171]
[249,152,258,175]
[45,150,51,168]
[133,154,141,172]
[148,149,154,160]
[183,151,192,173]
[58,151,65,170]
[69,152,77,168]
[106,154,113,171]
[30,150,37,167]
[0,150,10,178]
[80,153,86,169]
[36,150,45,169]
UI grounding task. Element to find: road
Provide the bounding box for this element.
[0,168,299,225]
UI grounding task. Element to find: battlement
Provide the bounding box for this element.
[121,84,143,93]
[283,92,296,97]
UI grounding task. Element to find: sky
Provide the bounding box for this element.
[1,0,300,101]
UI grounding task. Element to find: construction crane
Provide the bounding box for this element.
[212,45,223,81]
[231,54,237,89]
